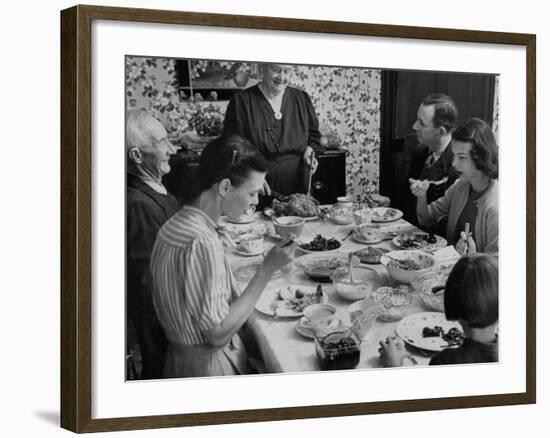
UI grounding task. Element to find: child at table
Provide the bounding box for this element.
[379,253,498,367]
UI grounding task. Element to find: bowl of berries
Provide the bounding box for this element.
[298,234,341,253]
[314,327,362,370]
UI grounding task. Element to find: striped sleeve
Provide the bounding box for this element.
[181,235,230,332]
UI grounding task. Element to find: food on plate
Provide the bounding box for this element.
[371,207,401,222]
[271,193,320,218]
[307,256,348,271]
[271,285,324,313]
[422,325,465,347]
[389,258,424,271]
[442,327,466,346]
[395,231,443,250]
[422,325,444,337]
[353,246,389,264]
[363,193,391,208]
[299,234,341,252]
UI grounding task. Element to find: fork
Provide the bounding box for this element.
[428,176,448,186]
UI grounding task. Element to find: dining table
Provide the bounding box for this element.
[222,209,460,374]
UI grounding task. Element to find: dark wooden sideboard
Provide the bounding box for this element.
[163,148,347,206]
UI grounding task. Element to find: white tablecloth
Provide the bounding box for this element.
[225,213,458,373]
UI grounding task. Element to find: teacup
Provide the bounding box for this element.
[354,208,372,225]
[336,196,354,208]
[355,224,382,241]
[238,233,264,253]
[301,304,338,330]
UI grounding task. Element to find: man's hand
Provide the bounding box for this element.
[409,178,430,198]
[303,146,318,174]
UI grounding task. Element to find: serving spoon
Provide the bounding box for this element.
[348,252,355,283]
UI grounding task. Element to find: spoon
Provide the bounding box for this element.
[348,252,355,283]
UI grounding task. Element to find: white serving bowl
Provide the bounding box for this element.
[380,250,436,284]
[330,266,380,301]
[294,252,359,281]
[272,216,305,239]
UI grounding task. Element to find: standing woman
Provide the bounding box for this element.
[223,63,322,196]
[410,118,499,257]
[150,135,296,378]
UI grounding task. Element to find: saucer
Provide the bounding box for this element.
[225,214,257,225]
[295,320,315,339]
[233,244,267,257]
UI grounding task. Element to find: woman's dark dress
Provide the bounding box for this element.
[223,84,321,195]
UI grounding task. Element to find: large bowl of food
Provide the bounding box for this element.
[380,250,436,284]
[330,266,380,301]
[272,216,305,239]
[298,234,341,253]
[411,263,454,312]
[269,193,320,219]
[294,252,359,281]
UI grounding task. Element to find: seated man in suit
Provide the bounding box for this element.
[126,109,181,379]
[407,93,459,234]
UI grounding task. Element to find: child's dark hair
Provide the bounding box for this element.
[452,118,499,179]
[444,254,498,328]
[190,135,267,200]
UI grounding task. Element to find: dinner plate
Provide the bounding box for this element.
[224,214,257,225]
[263,207,318,222]
[370,207,403,223]
[396,312,464,352]
[255,285,329,317]
[392,233,447,252]
[232,244,267,257]
[352,232,384,244]
[232,258,292,283]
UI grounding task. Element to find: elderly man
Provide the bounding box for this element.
[407,93,459,231]
[126,109,180,379]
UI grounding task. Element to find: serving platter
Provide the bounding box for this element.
[263,207,318,221]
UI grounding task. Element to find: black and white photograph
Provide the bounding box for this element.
[125,56,500,380]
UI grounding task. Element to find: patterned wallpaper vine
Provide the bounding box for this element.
[126,56,382,199]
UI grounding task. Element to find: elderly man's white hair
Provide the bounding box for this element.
[126,108,158,152]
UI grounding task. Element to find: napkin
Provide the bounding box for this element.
[433,245,461,265]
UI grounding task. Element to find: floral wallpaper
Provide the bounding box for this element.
[126,56,382,199]
[492,75,500,144]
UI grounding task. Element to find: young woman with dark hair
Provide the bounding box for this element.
[410,118,499,257]
[379,254,499,367]
[150,135,296,378]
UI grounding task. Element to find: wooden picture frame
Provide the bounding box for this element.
[60,4,536,433]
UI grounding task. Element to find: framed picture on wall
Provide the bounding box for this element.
[61,4,536,433]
